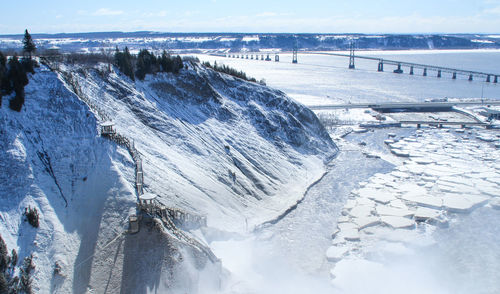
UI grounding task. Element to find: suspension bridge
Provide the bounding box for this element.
[221,47,500,83]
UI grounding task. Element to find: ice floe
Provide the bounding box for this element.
[327,127,500,284]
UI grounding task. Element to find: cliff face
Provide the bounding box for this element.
[0,60,336,293]
[59,61,337,231]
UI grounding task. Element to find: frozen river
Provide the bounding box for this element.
[206,51,500,294]
[198,50,500,105]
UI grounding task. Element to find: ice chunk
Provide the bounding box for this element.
[412,157,434,165]
[343,229,361,241]
[376,206,414,217]
[414,207,441,221]
[381,216,415,229]
[356,197,376,206]
[402,194,442,209]
[398,183,427,195]
[349,205,374,218]
[353,127,368,133]
[337,215,351,223]
[326,245,350,262]
[477,185,499,197]
[344,199,357,210]
[441,194,487,213]
[421,176,437,183]
[338,222,358,231]
[367,191,396,205]
[389,199,407,209]
[437,183,477,194]
[354,216,380,230]
[391,149,410,157]
[391,171,410,179]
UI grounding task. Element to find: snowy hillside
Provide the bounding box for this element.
[59,61,337,231]
[0,59,336,292]
[0,65,137,293]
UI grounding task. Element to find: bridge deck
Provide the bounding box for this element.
[309,101,500,110]
[303,52,499,77]
[399,120,487,126]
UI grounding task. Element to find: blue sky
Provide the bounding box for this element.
[2,0,500,34]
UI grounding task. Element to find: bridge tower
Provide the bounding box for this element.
[348,40,355,69]
[275,54,280,62]
[423,68,427,76]
[494,76,498,83]
[468,74,473,81]
[486,75,491,82]
[292,48,298,64]
[292,35,298,64]
[437,70,441,78]
[377,60,384,72]
[452,72,457,79]
[410,66,414,75]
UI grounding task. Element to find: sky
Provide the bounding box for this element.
[2,0,500,34]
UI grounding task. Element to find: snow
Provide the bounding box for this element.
[0,65,137,293]
[326,245,349,262]
[139,192,157,201]
[1,61,336,292]
[491,198,500,209]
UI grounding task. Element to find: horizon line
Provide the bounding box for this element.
[1,31,499,37]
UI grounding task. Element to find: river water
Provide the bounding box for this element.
[205,51,500,294]
[198,50,500,105]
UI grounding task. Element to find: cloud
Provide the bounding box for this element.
[483,5,500,15]
[256,12,278,17]
[142,10,168,17]
[93,8,124,16]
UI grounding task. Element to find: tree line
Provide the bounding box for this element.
[1,234,35,294]
[0,30,37,112]
[114,47,184,81]
[202,61,266,85]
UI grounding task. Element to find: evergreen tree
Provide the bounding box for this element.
[159,50,173,72]
[0,235,8,273]
[23,30,36,59]
[122,47,134,80]
[1,53,13,97]
[0,273,7,294]
[10,250,17,269]
[113,47,135,81]
[19,255,34,294]
[0,51,5,68]
[172,55,183,74]
[0,52,5,105]
[8,56,29,112]
[135,49,158,80]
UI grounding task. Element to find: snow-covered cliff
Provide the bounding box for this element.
[0,60,337,293]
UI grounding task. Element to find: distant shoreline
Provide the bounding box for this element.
[1,32,499,53]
